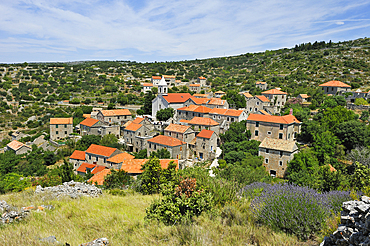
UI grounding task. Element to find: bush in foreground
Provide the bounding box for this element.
[241,182,354,240]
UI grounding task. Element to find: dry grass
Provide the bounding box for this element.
[0,190,315,245]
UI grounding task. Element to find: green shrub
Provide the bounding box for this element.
[108,188,127,197]
[0,173,31,193]
[31,174,62,188]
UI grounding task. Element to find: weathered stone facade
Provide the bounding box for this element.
[50,118,73,140]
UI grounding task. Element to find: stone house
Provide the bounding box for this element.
[189,84,201,93]
[297,94,310,102]
[246,95,270,114]
[151,76,162,86]
[123,122,152,152]
[197,77,207,86]
[106,152,135,169]
[246,113,301,142]
[5,140,32,155]
[184,97,229,109]
[261,89,288,113]
[164,124,196,144]
[69,150,86,169]
[50,118,73,140]
[214,91,226,98]
[241,92,253,102]
[256,81,268,90]
[11,131,28,141]
[79,118,120,138]
[85,144,122,167]
[152,93,192,119]
[258,138,298,178]
[97,109,132,125]
[76,163,107,176]
[186,117,220,134]
[142,83,153,93]
[319,80,351,95]
[176,105,212,121]
[189,129,217,160]
[147,135,187,159]
[208,108,248,129]
[343,89,369,103]
[163,75,176,85]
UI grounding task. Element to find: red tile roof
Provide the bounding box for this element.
[132,117,144,124]
[143,83,153,87]
[209,108,227,115]
[162,93,192,103]
[92,165,107,174]
[256,95,270,102]
[76,163,96,173]
[247,113,301,124]
[165,124,191,133]
[177,105,212,113]
[262,89,287,95]
[193,94,208,98]
[88,169,111,185]
[163,75,176,79]
[152,76,162,80]
[69,150,86,160]
[256,81,267,84]
[100,109,131,116]
[189,97,211,105]
[198,77,206,80]
[107,152,135,163]
[148,135,185,147]
[319,80,351,88]
[242,92,253,98]
[209,108,244,117]
[208,98,226,106]
[197,129,214,139]
[188,117,219,126]
[83,114,91,118]
[86,144,117,157]
[189,84,201,87]
[179,119,190,123]
[125,122,142,132]
[7,140,31,151]
[120,159,178,174]
[298,94,310,99]
[80,118,99,127]
[50,118,73,125]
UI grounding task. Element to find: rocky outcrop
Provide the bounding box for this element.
[80,238,109,246]
[35,181,102,199]
[321,196,370,246]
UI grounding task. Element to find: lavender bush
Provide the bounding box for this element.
[240,182,353,240]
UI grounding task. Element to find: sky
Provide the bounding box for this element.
[1,0,370,63]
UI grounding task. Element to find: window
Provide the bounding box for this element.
[255,122,259,127]
[56,125,58,128]
[180,146,182,151]
[256,101,259,105]
[279,133,283,139]
[255,130,259,136]
[250,107,252,111]
[89,155,91,160]
[280,151,283,157]
[96,157,98,162]
[266,149,269,154]
[64,131,67,134]
[64,124,67,128]
[56,131,58,135]
[267,131,271,135]
[265,158,269,164]
[154,145,156,150]
[203,145,205,149]
[104,158,106,163]
[280,124,283,130]
[254,108,257,112]
[288,133,290,139]
[279,161,283,166]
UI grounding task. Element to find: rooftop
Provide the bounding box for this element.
[255,95,270,102]
[177,105,212,113]
[197,129,215,139]
[256,81,267,84]
[80,118,99,127]
[242,92,253,98]
[189,84,201,87]
[247,113,301,124]
[193,94,208,98]
[162,93,192,103]
[69,150,86,160]
[125,122,142,132]
[319,80,351,88]
[209,108,244,117]
[100,109,131,117]
[132,117,145,124]
[148,135,185,147]
[143,83,153,87]
[88,169,111,185]
[298,94,310,99]
[152,76,162,80]
[120,159,178,174]
[7,140,31,151]
[85,144,117,157]
[259,138,298,152]
[165,124,191,133]
[188,117,219,126]
[215,91,225,94]
[50,118,73,125]
[262,89,288,95]
[107,152,135,163]
[76,163,107,174]
[198,76,206,80]
[208,98,226,106]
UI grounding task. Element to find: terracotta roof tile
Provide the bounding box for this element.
[162,93,192,103]
[70,150,86,160]
[209,108,228,115]
[76,163,96,173]
[242,92,253,98]
[50,118,73,125]
[132,117,144,124]
[189,84,201,87]
[80,118,100,127]
[152,76,162,80]
[101,109,131,116]
[107,152,135,163]
[125,122,142,132]
[208,98,226,106]
[209,108,244,117]
[198,77,206,80]
[189,97,210,105]
[163,75,176,79]
[120,159,178,174]
[177,105,212,113]
[83,114,91,118]
[179,119,190,123]
[91,165,107,174]
[298,94,310,99]
[188,117,219,126]
[215,91,225,94]
[193,94,208,98]
[122,120,133,128]
[148,135,185,147]
[262,89,287,95]
[165,124,191,133]
[319,80,351,88]
[88,169,111,185]
[143,83,153,87]
[86,144,117,157]
[7,140,31,151]
[197,129,214,139]
[255,95,270,102]
[256,81,267,84]
[247,113,301,124]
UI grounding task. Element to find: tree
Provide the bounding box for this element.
[150,148,171,159]
[100,134,119,148]
[348,146,370,168]
[313,131,338,163]
[107,103,115,110]
[360,111,369,121]
[156,108,174,121]
[76,135,102,151]
[43,151,57,166]
[103,169,132,189]
[220,120,250,143]
[355,98,368,106]
[134,149,148,159]
[334,120,370,150]
[59,160,74,183]
[139,91,155,115]
[223,90,246,109]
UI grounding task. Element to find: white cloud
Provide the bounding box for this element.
[0,0,369,62]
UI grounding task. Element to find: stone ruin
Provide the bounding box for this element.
[321,196,370,246]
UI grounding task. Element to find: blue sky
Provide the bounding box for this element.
[1,0,370,63]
